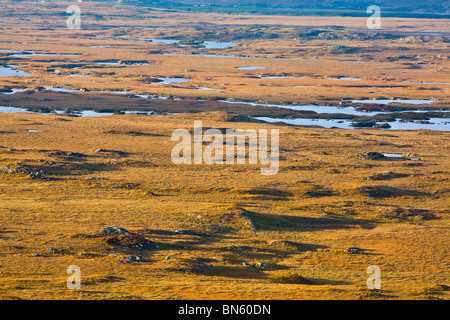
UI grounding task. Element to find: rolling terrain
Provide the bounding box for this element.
[0,1,448,300]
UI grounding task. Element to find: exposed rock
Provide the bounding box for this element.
[1,165,49,180]
[173,229,194,235]
[101,226,132,235]
[240,211,257,232]
[126,255,145,262]
[344,247,362,254]
[269,240,289,246]
[28,170,49,180]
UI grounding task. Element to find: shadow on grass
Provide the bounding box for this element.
[296,278,352,286]
[28,161,121,178]
[354,185,431,198]
[247,210,376,232]
[205,266,353,285]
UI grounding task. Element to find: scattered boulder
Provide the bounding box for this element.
[240,211,257,232]
[101,226,131,235]
[0,165,18,174]
[126,255,145,262]
[1,164,49,180]
[255,262,268,269]
[28,170,49,180]
[344,247,362,254]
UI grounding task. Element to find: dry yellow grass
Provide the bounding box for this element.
[0,1,448,300]
[0,111,448,300]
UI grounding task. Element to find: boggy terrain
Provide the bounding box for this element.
[0,1,449,300]
[0,1,449,128]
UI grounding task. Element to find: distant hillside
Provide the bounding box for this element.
[137,0,449,14]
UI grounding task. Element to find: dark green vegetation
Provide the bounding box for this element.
[131,0,450,18]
